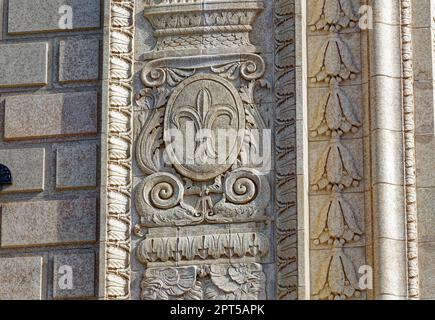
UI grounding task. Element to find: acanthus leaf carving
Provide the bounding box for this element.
[135,87,170,111]
[312,193,362,245]
[135,107,165,175]
[313,246,361,300]
[311,82,361,137]
[311,34,359,83]
[309,0,358,31]
[311,138,361,191]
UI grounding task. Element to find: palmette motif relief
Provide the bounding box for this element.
[137,232,269,263]
[308,0,358,31]
[133,0,279,300]
[308,0,365,300]
[313,246,361,300]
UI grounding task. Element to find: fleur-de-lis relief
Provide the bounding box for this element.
[172,88,237,165]
[311,34,359,83]
[313,246,361,300]
[312,192,362,245]
[311,82,360,137]
[312,138,361,191]
[309,0,358,31]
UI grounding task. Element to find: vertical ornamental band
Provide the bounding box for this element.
[105,0,135,299]
[400,0,419,300]
[274,0,298,300]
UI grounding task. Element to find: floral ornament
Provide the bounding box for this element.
[141,266,202,300]
[312,138,361,191]
[309,0,358,31]
[312,193,363,245]
[311,82,360,137]
[311,34,359,83]
[313,246,361,300]
[205,264,265,300]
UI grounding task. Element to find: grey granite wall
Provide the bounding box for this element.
[0,0,102,299]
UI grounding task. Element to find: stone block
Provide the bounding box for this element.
[53,252,95,299]
[56,144,97,190]
[0,198,97,247]
[0,256,43,300]
[4,92,97,140]
[0,42,48,87]
[59,38,100,82]
[8,0,100,34]
[0,148,45,193]
[419,242,435,299]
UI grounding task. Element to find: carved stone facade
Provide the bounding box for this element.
[130,0,288,300]
[1,0,435,300]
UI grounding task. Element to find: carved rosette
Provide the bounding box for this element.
[134,0,273,300]
[105,0,136,299]
[308,0,365,300]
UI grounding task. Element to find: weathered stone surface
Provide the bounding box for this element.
[419,242,435,299]
[0,148,45,193]
[0,198,97,247]
[4,92,97,140]
[56,144,97,190]
[59,38,100,82]
[0,42,48,87]
[8,0,100,34]
[53,252,95,299]
[0,256,43,300]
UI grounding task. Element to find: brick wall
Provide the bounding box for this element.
[0,0,101,299]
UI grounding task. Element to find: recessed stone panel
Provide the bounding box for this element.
[53,252,95,299]
[0,42,48,87]
[0,198,97,247]
[56,144,97,190]
[8,0,101,34]
[0,256,43,300]
[0,148,45,193]
[4,92,98,140]
[59,38,100,83]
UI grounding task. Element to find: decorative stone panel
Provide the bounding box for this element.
[101,0,297,300]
